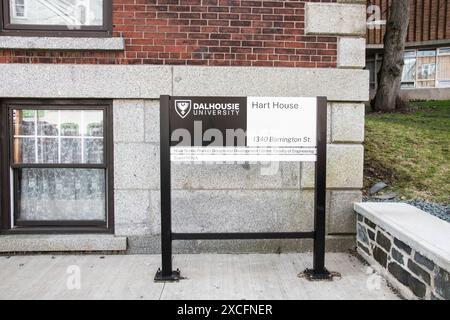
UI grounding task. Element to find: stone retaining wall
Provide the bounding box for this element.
[356,213,450,300]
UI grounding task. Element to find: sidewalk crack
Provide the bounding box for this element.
[158,282,166,300]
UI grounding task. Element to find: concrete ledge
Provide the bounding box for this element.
[0,235,127,253]
[0,64,172,98]
[355,202,450,300]
[173,66,369,101]
[0,36,125,51]
[354,203,450,272]
[0,64,369,101]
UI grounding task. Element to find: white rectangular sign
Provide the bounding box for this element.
[247,97,317,148]
[169,97,319,162]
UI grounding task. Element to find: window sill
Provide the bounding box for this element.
[0,234,127,252]
[0,36,125,51]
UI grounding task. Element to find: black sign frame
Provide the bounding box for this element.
[155,95,331,281]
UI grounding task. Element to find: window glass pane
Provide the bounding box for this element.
[404,51,416,58]
[366,61,376,90]
[401,82,415,89]
[402,57,416,82]
[13,109,104,164]
[438,47,450,55]
[417,50,436,57]
[417,53,436,88]
[37,137,58,163]
[37,110,58,136]
[13,109,35,136]
[417,65,436,79]
[60,111,82,136]
[14,0,25,17]
[9,0,104,26]
[84,110,104,136]
[13,137,36,163]
[366,61,375,82]
[437,80,450,88]
[61,138,82,163]
[16,168,106,221]
[438,55,450,81]
[84,138,103,163]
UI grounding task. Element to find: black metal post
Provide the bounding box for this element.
[155,95,181,282]
[306,96,331,280]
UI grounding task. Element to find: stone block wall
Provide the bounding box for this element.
[112,92,366,253]
[357,214,450,300]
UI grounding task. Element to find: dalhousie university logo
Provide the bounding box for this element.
[175,100,192,118]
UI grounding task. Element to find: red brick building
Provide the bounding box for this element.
[367,0,450,100]
[1,0,339,67]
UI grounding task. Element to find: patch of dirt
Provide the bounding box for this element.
[363,161,399,196]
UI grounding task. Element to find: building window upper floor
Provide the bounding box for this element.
[1,0,112,37]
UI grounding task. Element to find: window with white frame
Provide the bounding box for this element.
[401,51,417,88]
[372,47,450,90]
[437,48,450,88]
[416,50,437,88]
[366,60,376,90]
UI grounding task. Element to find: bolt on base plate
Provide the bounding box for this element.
[154,268,182,282]
[299,268,341,281]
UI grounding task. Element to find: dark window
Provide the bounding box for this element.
[0,100,114,234]
[0,0,112,37]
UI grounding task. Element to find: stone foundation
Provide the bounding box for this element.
[356,205,450,300]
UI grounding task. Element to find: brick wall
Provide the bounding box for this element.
[0,0,337,67]
[367,0,450,45]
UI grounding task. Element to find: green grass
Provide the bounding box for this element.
[364,101,450,204]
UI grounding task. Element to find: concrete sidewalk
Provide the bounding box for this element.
[0,253,399,300]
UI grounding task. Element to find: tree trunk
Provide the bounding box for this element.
[373,0,410,112]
